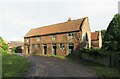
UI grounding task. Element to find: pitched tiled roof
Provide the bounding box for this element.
[91,32,99,41]
[25,18,85,37]
[9,41,23,48]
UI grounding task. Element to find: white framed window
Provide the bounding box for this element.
[67,33,74,39]
[26,38,30,44]
[52,35,56,41]
[68,33,73,36]
[60,43,65,50]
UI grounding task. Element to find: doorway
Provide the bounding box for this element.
[37,44,40,54]
[52,44,56,55]
[68,43,74,55]
[43,44,47,55]
[26,45,30,54]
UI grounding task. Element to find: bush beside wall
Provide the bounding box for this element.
[80,48,120,67]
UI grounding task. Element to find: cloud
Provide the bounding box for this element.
[0,0,119,41]
[0,0,119,3]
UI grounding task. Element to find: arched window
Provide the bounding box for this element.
[85,33,88,48]
[86,33,88,41]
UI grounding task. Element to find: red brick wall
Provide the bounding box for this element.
[57,43,67,56]
[24,31,83,56]
[47,44,52,55]
[81,17,91,48]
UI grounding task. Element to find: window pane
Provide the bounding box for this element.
[60,43,65,50]
[68,33,74,39]
[52,35,56,40]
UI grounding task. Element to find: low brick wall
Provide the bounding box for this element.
[81,53,110,66]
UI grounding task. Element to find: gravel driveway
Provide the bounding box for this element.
[23,55,97,77]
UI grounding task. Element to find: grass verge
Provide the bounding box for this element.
[2,52,31,77]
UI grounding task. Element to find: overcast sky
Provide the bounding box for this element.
[0,0,119,41]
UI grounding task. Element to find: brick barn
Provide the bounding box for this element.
[24,17,92,56]
[91,31,102,48]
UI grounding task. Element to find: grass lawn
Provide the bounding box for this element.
[69,58,120,77]
[2,52,31,77]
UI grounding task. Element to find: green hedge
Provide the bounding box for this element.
[80,48,102,56]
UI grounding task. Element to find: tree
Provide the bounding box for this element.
[101,29,106,43]
[103,14,120,51]
[0,37,8,53]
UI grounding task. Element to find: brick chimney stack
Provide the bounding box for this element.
[68,17,71,21]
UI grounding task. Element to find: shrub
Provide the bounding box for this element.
[103,14,120,51]
[11,47,17,53]
[80,48,101,56]
[0,37,8,53]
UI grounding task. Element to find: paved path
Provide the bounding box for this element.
[22,55,98,77]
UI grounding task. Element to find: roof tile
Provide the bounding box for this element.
[25,18,85,37]
[91,32,99,41]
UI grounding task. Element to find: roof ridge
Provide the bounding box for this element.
[24,17,86,37]
[34,18,84,30]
